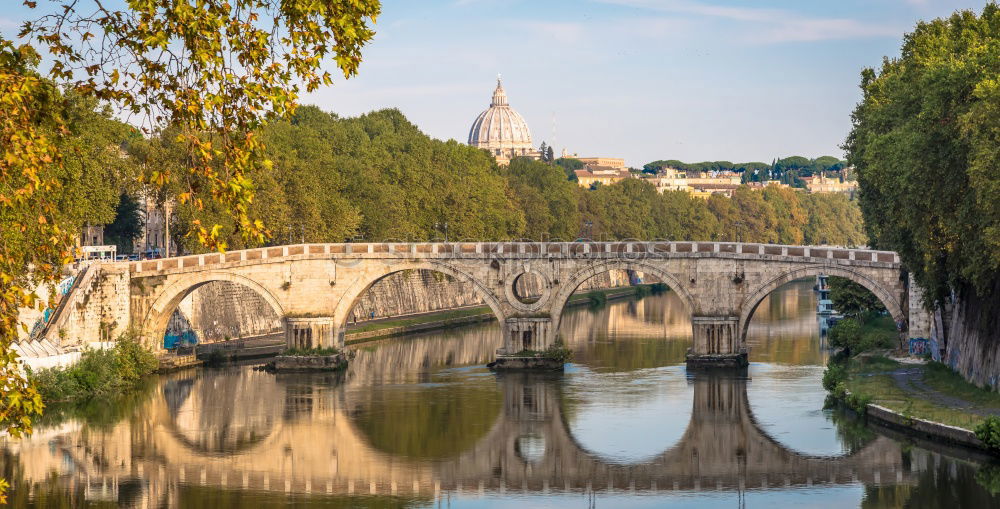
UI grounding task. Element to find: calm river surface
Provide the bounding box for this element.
[5,281,1000,508]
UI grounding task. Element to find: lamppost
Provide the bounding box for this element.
[580,220,593,240]
[434,222,449,242]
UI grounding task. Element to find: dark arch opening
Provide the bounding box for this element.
[152,277,284,352]
[738,266,904,349]
[341,268,502,333]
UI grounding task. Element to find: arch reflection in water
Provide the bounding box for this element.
[7,369,910,503]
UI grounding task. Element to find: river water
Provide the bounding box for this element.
[4,281,1000,508]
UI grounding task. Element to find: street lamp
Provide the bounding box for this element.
[434,222,449,242]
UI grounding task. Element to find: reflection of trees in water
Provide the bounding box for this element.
[827,404,878,455]
[559,292,691,370]
[746,280,829,366]
[345,324,501,385]
[348,381,502,460]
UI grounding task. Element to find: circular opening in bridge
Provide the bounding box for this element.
[512,272,544,304]
[515,434,546,464]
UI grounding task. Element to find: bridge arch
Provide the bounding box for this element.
[549,260,694,329]
[332,261,505,333]
[140,271,285,351]
[737,265,904,343]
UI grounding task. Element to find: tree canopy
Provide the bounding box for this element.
[844,4,1000,305]
[1,0,381,470]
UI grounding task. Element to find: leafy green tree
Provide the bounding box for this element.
[546,145,555,163]
[828,276,887,318]
[762,186,807,245]
[554,157,583,179]
[801,193,867,246]
[583,179,661,240]
[505,158,579,240]
[845,4,1000,315]
[103,194,145,254]
[1,1,381,478]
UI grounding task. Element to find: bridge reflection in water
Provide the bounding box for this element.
[11,367,911,505]
[6,283,984,508]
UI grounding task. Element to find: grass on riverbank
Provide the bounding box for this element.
[836,354,1000,430]
[29,333,158,403]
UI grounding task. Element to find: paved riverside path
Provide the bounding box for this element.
[890,366,1000,417]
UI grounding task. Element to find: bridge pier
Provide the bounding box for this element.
[492,317,563,370]
[284,317,339,350]
[686,316,748,368]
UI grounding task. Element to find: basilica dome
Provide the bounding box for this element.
[468,78,538,165]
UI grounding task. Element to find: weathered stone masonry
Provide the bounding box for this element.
[39,241,928,368]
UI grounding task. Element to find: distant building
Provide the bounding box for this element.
[573,157,626,170]
[134,195,176,257]
[645,167,742,198]
[467,77,540,166]
[79,225,104,247]
[801,174,858,195]
[575,165,631,188]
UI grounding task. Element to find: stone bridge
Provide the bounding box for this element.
[15,370,916,504]
[119,241,928,365]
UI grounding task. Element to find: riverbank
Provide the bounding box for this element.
[28,334,158,404]
[826,353,1000,453]
[344,285,646,344]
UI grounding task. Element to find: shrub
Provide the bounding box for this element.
[205,349,227,367]
[283,347,340,357]
[633,285,652,298]
[650,282,670,294]
[975,416,1000,452]
[829,318,895,355]
[542,341,573,363]
[828,318,862,354]
[30,331,157,403]
[822,363,847,391]
[586,291,606,308]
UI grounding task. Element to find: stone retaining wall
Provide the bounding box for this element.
[168,269,633,344]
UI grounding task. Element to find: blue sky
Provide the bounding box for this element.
[2,0,990,166]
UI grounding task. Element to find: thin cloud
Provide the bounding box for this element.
[515,21,587,44]
[595,0,904,43]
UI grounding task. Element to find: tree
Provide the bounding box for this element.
[762,186,807,245]
[1,0,381,473]
[505,158,579,240]
[546,145,555,164]
[828,276,887,318]
[844,4,1000,308]
[539,142,548,162]
[554,157,583,181]
[104,194,145,254]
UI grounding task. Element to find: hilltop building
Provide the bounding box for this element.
[574,166,632,188]
[573,157,626,170]
[645,167,743,198]
[467,77,540,165]
[802,173,858,195]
